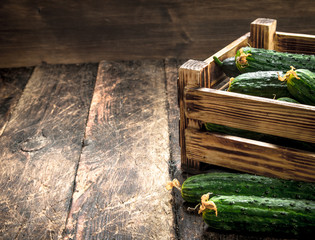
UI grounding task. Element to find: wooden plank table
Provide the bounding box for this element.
[0,64,98,239]
[0,60,298,240]
[63,60,175,239]
[0,67,34,136]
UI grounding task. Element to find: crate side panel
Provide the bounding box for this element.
[184,88,315,144]
[185,128,315,182]
[178,60,209,169]
[204,33,250,64]
[275,32,315,54]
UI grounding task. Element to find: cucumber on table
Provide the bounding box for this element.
[227,70,290,99]
[235,46,315,73]
[201,194,315,237]
[181,172,315,203]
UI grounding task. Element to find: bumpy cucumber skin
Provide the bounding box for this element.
[236,47,315,73]
[228,71,290,98]
[181,173,315,203]
[277,97,300,103]
[202,195,315,237]
[286,69,315,106]
[213,56,240,77]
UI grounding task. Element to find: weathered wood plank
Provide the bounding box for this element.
[204,33,250,65]
[0,67,33,136]
[0,63,98,239]
[64,60,174,239]
[186,127,315,182]
[164,58,182,175]
[178,60,209,169]
[185,88,315,144]
[1,0,315,68]
[275,31,315,54]
[250,18,277,50]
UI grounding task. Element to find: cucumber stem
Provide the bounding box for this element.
[166,178,181,191]
[198,193,218,216]
[228,77,235,91]
[236,48,251,68]
[278,66,300,82]
[213,56,223,67]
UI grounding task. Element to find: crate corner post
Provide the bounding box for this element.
[250,18,277,50]
[178,59,209,171]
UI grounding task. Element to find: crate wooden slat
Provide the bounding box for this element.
[185,87,315,144]
[178,18,315,181]
[185,128,315,182]
[0,64,98,239]
[275,32,315,54]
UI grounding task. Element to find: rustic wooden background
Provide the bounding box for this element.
[1,0,315,68]
[1,1,315,239]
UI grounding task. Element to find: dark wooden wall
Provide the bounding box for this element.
[1,0,315,68]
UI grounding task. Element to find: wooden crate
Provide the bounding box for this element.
[178,18,315,182]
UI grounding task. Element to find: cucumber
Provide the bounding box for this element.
[213,56,240,77]
[202,194,315,237]
[235,47,315,73]
[228,70,290,99]
[277,97,300,103]
[204,122,266,141]
[204,122,315,152]
[181,172,315,203]
[278,68,315,106]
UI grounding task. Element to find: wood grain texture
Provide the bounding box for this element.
[1,0,315,67]
[186,127,315,182]
[275,31,315,54]
[185,88,315,144]
[0,63,98,239]
[250,18,277,49]
[165,58,182,176]
[178,60,209,169]
[64,60,174,239]
[0,67,33,136]
[204,32,250,64]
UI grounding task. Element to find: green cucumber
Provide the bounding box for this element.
[204,122,266,141]
[204,122,315,152]
[202,195,315,237]
[278,68,315,106]
[213,56,240,77]
[235,47,315,73]
[277,97,300,103]
[228,70,290,99]
[181,172,315,203]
